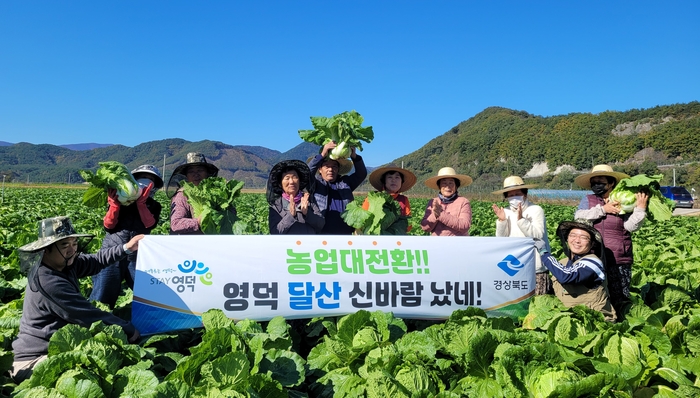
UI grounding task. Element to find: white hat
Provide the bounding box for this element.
[423,167,473,190]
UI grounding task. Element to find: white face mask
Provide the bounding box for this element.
[507,196,524,210]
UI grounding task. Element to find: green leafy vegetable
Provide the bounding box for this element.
[298,110,374,160]
[608,174,674,222]
[79,161,141,207]
[341,192,407,235]
[181,177,247,234]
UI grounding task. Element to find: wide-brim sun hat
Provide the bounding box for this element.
[368,166,417,193]
[131,164,164,189]
[492,175,538,195]
[266,160,314,205]
[556,219,604,259]
[574,164,630,189]
[424,167,473,190]
[19,216,94,253]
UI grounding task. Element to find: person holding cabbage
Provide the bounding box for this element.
[308,141,367,235]
[90,164,163,308]
[168,152,223,234]
[574,164,648,315]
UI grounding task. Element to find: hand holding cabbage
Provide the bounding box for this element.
[79,161,142,208]
[298,110,374,160]
[181,176,247,234]
[341,192,407,235]
[608,174,674,222]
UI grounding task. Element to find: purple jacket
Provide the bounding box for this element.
[585,194,632,265]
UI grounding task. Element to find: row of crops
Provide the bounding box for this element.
[0,186,699,397]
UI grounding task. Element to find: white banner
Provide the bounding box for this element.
[133,235,536,334]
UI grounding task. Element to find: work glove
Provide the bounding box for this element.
[103,189,121,229]
[533,238,549,256]
[136,183,156,228]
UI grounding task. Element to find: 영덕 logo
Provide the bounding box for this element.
[497,255,524,276]
[178,260,213,285]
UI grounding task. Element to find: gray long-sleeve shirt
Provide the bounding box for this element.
[12,245,136,361]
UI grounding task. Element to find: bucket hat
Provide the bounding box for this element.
[424,167,473,190]
[368,166,417,193]
[172,152,219,178]
[574,165,630,189]
[492,176,538,195]
[131,164,164,189]
[19,217,94,253]
[266,160,314,205]
[167,152,220,198]
[556,219,604,259]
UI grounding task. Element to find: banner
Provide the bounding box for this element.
[133,235,536,334]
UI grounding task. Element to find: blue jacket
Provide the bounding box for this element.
[308,154,367,234]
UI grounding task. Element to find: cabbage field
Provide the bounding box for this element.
[0,186,699,397]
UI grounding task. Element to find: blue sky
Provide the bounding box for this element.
[1,1,698,166]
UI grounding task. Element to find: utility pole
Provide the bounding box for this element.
[673,168,676,186]
[1,175,5,203]
[163,154,166,182]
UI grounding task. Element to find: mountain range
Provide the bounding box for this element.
[2,101,699,191]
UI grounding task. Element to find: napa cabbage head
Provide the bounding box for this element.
[608,173,674,221]
[298,110,374,160]
[79,161,142,207]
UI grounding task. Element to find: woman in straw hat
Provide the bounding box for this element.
[362,165,417,234]
[420,167,473,236]
[491,176,551,295]
[168,152,222,235]
[11,217,143,382]
[267,159,324,234]
[308,141,368,235]
[573,164,648,315]
[535,220,616,322]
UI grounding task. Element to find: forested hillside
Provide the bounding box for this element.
[393,102,700,193]
[2,102,699,190]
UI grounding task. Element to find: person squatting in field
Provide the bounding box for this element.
[362,165,417,234]
[420,167,473,236]
[573,164,648,315]
[168,152,228,235]
[535,220,617,322]
[89,164,163,308]
[491,175,552,295]
[11,217,143,382]
[267,159,325,234]
[307,141,368,235]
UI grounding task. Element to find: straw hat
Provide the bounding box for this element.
[423,167,473,190]
[492,176,537,195]
[266,160,313,205]
[19,216,94,253]
[368,166,417,193]
[556,219,604,259]
[574,165,630,189]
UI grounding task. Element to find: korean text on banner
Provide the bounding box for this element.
[133,235,535,334]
